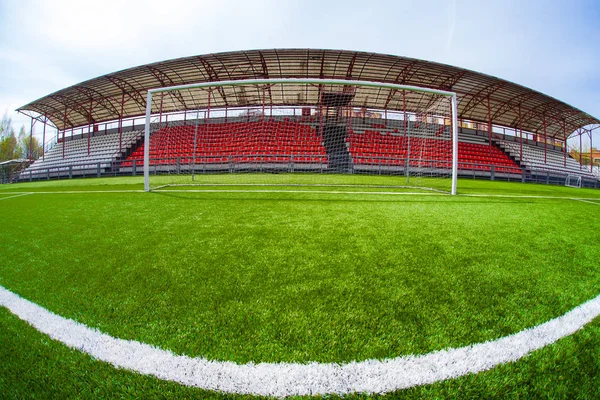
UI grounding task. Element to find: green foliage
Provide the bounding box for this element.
[0,113,42,162]
[18,126,43,160]
[0,177,599,398]
[0,114,19,161]
[0,131,19,161]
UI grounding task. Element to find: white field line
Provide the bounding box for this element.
[0,190,145,195]
[1,285,599,398]
[460,193,600,201]
[0,193,32,201]
[1,189,600,203]
[571,198,600,206]
[156,189,443,196]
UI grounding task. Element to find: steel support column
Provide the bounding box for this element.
[487,96,492,153]
[403,91,407,136]
[563,122,567,167]
[119,92,125,153]
[29,118,34,160]
[42,117,47,161]
[580,132,583,170]
[590,131,593,171]
[88,100,93,156]
[207,89,211,120]
[543,119,547,164]
[518,104,523,162]
[62,106,68,159]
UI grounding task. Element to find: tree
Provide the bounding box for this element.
[18,126,43,160]
[569,145,591,166]
[0,114,19,162]
[0,131,19,161]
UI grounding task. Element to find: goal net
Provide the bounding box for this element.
[135,79,458,194]
[565,174,582,188]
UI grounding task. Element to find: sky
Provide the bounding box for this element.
[0,0,599,147]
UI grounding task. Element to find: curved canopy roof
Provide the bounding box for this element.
[18,49,599,140]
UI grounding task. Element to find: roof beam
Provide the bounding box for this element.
[459,82,506,116]
[147,65,189,111]
[196,56,228,106]
[74,86,121,120]
[104,76,147,110]
[48,94,93,128]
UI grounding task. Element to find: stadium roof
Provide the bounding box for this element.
[17,49,600,140]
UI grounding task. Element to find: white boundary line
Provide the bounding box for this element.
[0,193,33,201]
[2,189,600,203]
[1,284,599,398]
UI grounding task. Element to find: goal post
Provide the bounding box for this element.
[565,174,582,188]
[141,78,458,194]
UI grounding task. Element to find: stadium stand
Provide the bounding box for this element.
[347,127,521,174]
[15,49,599,187]
[20,130,142,178]
[495,138,595,178]
[122,121,328,167]
[121,119,522,176]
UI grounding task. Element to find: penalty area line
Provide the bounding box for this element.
[1,284,599,397]
[153,189,446,196]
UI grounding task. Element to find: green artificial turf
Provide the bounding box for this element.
[1,175,599,398]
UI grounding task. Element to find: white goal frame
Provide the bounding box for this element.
[565,174,582,188]
[143,78,458,194]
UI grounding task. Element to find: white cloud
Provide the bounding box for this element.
[0,0,598,143]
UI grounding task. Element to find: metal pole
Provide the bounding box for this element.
[563,122,567,167]
[119,92,125,153]
[590,131,593,172]
[192,110,199,182]
[487,96,492,154]
[519,104,523,162]
[42,117,46,161]
[62,106,67,159]
[88,100,93,156]
[406,111,411,184]
[580,132,583,170]
[261,88,265,121]
[403,90,407,137]
[451,94,458,195]
[29,118,34,160]
[543,119,547,164]
[207,89,211,120]
[144,92,152,192]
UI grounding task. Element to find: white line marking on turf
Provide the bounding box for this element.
[571,198,600,205]
[0,193,32,201]
[2,189,600,203]
[1,285,599,398]
[156,189,443,196]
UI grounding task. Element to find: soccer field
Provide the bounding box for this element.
[1,176,600,398]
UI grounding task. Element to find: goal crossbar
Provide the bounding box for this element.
[143,78,458,194]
